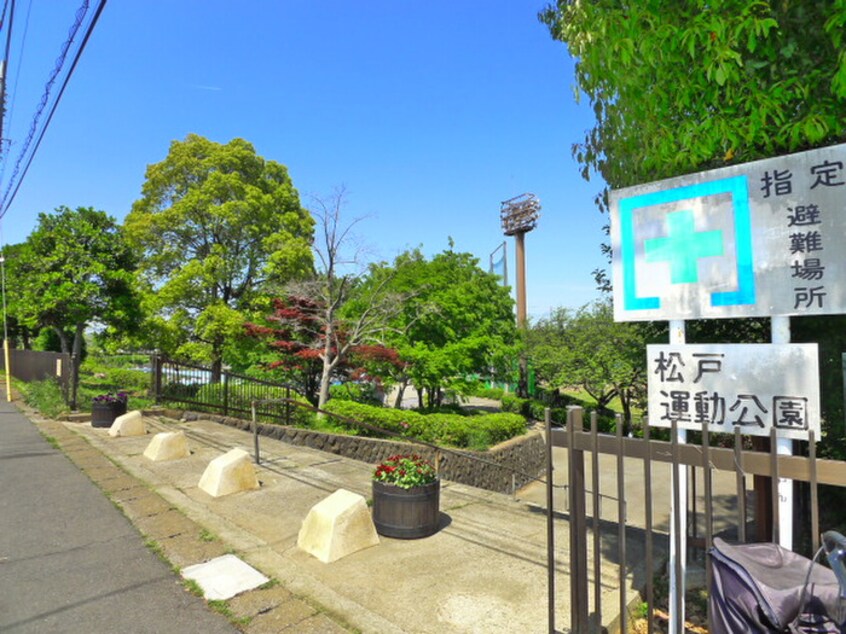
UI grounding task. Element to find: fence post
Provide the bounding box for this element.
[70,354,78,411]
[285,386,291,426]
[568,406,589,633]
[545,408,555,634]
[223,371,229,416]
[151,353,163,405]
[251,400,260,464]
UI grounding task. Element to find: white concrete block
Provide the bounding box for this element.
[143,431,190,461]
[108,410,146,437]
[297,489,380,563]
[198,448,259,498]
[181,554,269,600]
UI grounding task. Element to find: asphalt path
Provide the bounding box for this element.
[0,401,236,634]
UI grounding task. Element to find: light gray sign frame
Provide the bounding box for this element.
[647,343,820,441]
[611,143,846,322]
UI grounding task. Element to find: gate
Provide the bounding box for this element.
[556,406,846,633]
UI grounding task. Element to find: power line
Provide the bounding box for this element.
[0,0,108,219]
[0,0,15,150]
[0,0,33,184]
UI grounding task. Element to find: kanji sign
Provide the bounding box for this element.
[611,143,846,321]
[647,343,820,440]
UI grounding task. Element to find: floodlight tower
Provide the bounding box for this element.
[500,193,540,397]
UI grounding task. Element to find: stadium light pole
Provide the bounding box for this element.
[500,193,540,397]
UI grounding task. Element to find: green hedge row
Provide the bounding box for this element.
[322,400,527,450]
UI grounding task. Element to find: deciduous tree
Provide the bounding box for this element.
[528,299,649,425]
[15,206,140,401]
[379,247,518,408]
[124,134,313,380]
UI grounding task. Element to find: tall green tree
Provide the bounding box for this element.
[541,1,846,448]
[124,134,314,380]
[541,1,846,189]
[14,206,140,398]
[378,247,518,408]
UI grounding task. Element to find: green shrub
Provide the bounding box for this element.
[501,394,530,417]
[322,400,526,449]
[328,382,384,406]
[107,367,150,390]
[23,379,67,418]
[470,385,505,400]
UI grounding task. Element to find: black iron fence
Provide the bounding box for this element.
[150,354,307,425]
[556,407,846,634]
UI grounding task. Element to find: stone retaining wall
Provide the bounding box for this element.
[174,409,545,494]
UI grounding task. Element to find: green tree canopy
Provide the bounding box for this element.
[528,299,650,424]
[124,134,314,379]
[14,206,140,399]
[376,247,518,408]
[541,1,846,189]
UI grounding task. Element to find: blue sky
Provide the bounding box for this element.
[1,1,607,318]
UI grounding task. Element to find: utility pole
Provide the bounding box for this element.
[500,193,540,397]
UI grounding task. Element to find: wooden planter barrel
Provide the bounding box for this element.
[91,400,127,428]
[372,479,440,539]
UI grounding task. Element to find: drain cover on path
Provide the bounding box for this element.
[181,554,269,600]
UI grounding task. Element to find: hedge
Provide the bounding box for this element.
[322,400,527,449]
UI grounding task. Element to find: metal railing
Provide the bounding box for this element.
[150,354,305,425]
[557,406,846,634]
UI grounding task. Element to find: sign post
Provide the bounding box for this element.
[611,143,842,632]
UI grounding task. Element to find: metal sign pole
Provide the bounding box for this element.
[668,319,687,634]
[771,316,793,549]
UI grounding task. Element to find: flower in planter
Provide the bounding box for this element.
[373,454,437,489]
[93,391,129,404]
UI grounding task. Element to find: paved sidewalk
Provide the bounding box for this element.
[0,400,237,634]
[7,399,662,633]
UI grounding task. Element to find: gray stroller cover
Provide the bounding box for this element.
[709,537,845,633]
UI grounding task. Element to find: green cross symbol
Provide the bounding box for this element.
[644,210,724,284]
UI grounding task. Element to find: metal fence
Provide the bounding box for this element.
[150,354,305,425]
[555,406,846,634]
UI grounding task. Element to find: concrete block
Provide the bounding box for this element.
[108,410,146,437]
[297,489,380,563]
[143,431,190,461]
[198,448,259,498]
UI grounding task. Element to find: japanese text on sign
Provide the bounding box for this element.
[611,144,846,322]
[647,344,820,440]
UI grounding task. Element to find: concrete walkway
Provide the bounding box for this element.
[0,400,237,634]
[7,400,671,633]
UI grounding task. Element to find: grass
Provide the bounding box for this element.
[21,377,68,418]
[198,528,217,543]
[182,578,204,597]
[560,385,645,420]
[207,600,252,626]
[76,355,153,412]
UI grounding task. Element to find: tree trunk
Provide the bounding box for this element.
[393,379,407,409]
[416,387,424,409]
[53,326,70,354]
[210,350,223,384]
[317,355,333,410]
[620,389,632,436]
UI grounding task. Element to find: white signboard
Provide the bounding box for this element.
[611,143,846,321]
[647,343,820,441]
